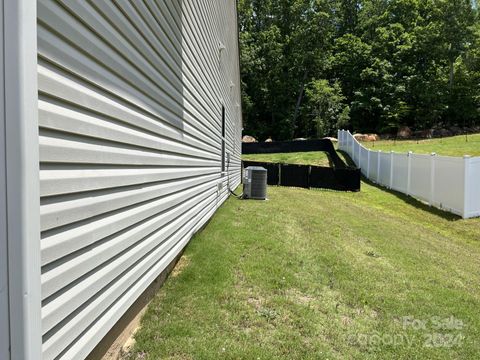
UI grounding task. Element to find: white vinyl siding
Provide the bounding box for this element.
[2,1,43,359]
[37,1,242,359]
[0,4,9,358]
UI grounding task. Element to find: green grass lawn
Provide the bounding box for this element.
[242,151,332,167]
[127,184,480,359]
[359,133,480,157]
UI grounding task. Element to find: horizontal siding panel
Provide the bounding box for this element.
[38,0,242,358]
[38,64,195,146]
[40,184,220,301]
[40,173,218,231]
[39,101,217,161]
[48,197,222,360]
[39,132,219,167]
[63,1,184,101]
[40,179,219,267]
[38,64,217,152]
[37,23,183,131]
[40,2,223,146]
[42,193,219,358]
[40,166,218,197]
[38,3,184,129]
[42,189,218,333]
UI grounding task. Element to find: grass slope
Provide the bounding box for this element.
[359,133,480,157]
[128,184,480,359]
[242,151,332,167]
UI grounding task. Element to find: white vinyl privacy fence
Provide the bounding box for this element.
[338,130,480,219]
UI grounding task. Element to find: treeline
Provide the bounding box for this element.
[239,0,480,140]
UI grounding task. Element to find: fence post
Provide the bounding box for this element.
[347,132,350,154]
[429,153,436,206]
[463,155,471,219]
[278,163,282,186]
[351,132,354,158]
[377,150,381,184]
[407,151,412,196]
[389,151,394,189]
[358,143,361,167]
[367,149,371,178]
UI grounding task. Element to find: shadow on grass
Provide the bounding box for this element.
[326,151,335,168]
[365,177,461,221]
[337,150,462,222]
[336,150,357,168]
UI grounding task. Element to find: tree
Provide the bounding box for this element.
[306,79,350,137]
[239,0,480,138]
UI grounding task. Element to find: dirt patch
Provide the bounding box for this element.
[285,288,316,305]
[118,326,141,358]
[171,255,190,278]
[341,315,353,326]
[247,296,263,310]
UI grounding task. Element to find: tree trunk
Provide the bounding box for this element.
[449,57,454,88]
[292,70,308,137]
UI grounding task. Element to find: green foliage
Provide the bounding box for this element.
[306,79,350,137]
[239,0,480,139]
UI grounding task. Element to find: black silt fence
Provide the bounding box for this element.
[309,166,337,189]
[281,164,310,188]
[242,161,361,191]
[242,139,360,191]
[332,168,361,191]
[261,162,280,185]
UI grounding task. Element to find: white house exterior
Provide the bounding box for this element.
[0,1,242,359]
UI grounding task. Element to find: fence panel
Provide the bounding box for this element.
[378,152,391,187]
[392,153,408,193]
[310,166,337,189]
[433,156,465,216]
[467,158,480,218]
[409,154,432,204]
[353,141,359,164]
[360,146,369,175]
[369,151,379,180]
[280,164,310,188]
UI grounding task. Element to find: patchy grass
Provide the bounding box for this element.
[128,183,480,359]
[360,133,480,157]
[242,151,332,167]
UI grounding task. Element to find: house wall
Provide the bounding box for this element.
[37,1,242,359]
[1,4,10,359]
[2,1,43,359]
